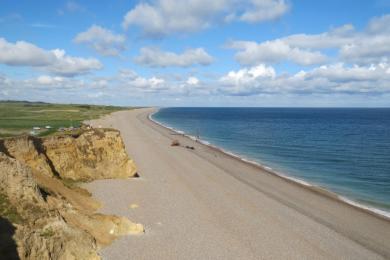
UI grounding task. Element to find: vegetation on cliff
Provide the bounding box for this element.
[0,101,130,137]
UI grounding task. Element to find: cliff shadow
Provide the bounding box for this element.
[0,140,13,158]
[31,137,61,179]
[0,217,19,260]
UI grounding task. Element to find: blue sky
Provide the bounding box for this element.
[1,0,390,106]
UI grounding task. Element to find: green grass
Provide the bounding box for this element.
[0,101,130,137]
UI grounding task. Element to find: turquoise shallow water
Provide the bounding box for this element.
[153,107,390,214]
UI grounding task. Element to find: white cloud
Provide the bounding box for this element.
[221,64,276,82]
[114,69,208,96]
[366,14,390,34]
[287,15,390,65]
[0,38,55,66]
[283,24,355,49]
[123,0,222,37]
[122,0,288,37]
[308,63,390,83]
[0,38,102,76]
[115,69,168,92]
[23,75,83,90]
[2,60,390,106]
[48,49,102,76]
[36,75,65,85]
[187,76,200,85]
[218,63,390,96]
[115,70,213,95]
[118,69,138,79]
[131,76,166,91]
[0,73,117,104]
[339,35,390,64]
[299,63,390,94]
[74,25,126,56]
[238,0,289,23]
[338,14,390,65]
[87,91,105,98]
[219,64,276,94]
[228,14,390,66]
[134,47,213,67]
[228,40,327,66]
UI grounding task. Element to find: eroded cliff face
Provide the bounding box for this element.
[2,129,137,181]
[43,129,137,181]
[0,129,143,260]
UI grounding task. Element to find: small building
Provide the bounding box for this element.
[45,126,52,129]
[33,126,41,130]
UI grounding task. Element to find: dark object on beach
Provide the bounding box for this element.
[185,145,195,150]
[171,140,180,146]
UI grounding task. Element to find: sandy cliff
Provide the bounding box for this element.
[0,129,143,260]
[43,129,137,181]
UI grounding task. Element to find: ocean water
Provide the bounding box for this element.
[152,107,390,214]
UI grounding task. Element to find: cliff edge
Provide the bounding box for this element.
[0,129,143,260]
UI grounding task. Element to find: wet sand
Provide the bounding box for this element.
[86,108,390,259]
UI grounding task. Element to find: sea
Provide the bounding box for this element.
[152,107,390,217]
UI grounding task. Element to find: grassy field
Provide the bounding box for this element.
[0,101,130,137]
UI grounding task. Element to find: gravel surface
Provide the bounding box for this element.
[85,108,390,260]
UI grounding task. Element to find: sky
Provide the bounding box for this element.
[1,0,390,107]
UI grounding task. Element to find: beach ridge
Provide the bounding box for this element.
[148,108,390,221]
[87,108,390,259]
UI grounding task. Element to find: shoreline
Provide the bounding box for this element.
[149,108,390,221]
[86,108,390,259]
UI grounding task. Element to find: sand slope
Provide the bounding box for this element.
[86,108,390,260]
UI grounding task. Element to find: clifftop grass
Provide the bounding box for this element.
[0,101,130,137]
